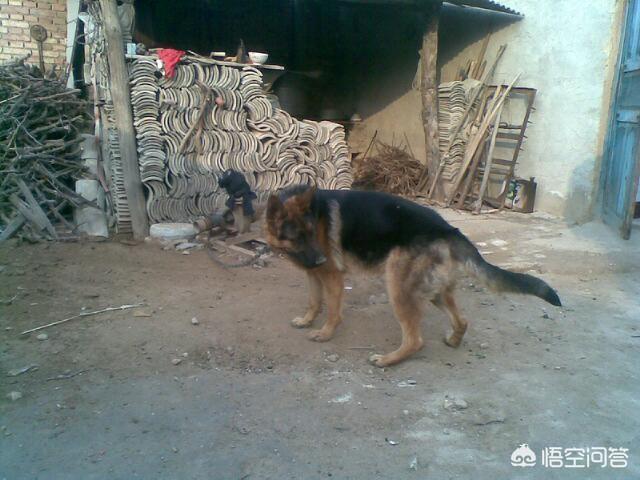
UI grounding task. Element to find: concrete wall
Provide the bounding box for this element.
[350,0,624,222]
[0,0,68,67]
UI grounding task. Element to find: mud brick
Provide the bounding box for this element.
[3,19,28,28]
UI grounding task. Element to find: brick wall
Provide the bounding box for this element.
[0,0,67,68]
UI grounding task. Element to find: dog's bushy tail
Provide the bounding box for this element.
[450,232,562,307]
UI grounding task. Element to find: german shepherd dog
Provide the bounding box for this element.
[266,186,561,367]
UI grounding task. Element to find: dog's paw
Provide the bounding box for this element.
[291,316,312,328]
[307,328,333,342]
[368,354,389,368]
[444,333,462,348]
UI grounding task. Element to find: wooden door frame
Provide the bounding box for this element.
[600,0,640,238]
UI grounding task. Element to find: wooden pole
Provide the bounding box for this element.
[99,0,149,239]
[475,87,505,213]
[424,44,507,198]
[455,136,487,209]
[419,2,441,197]
[446,73,520,205]
[456,87,502,208]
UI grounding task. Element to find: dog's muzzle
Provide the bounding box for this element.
[315,254,327,266]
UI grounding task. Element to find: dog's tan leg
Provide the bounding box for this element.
[292,272,323,328]
[369,252,425,367]
[307,271,343,342]
[439,287,468,348]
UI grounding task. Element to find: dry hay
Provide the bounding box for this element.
[352,141,424,195]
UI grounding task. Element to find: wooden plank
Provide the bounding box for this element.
[423,44,507,196]
[16,179,58,238]
[480,86,536,208]
[213,240,255,258]
[496,88,536,208]
[617,109,640,124]
[477,60,487,79]
[496,132,522,141]
[33,186,74,231]
[491,157,515,166]
[475,95,505,212]
[468,60,477,79]
[600,0,635,237]
[126,54,285,71]
[0,214,26,243]
[419,2,442,197]
[456,87,503,208]
[182,55,285,71]
[472,35,491,79]
[456,137,487,208]
[10,195,49,238]
[100,0,149,239]
[445,72,520,205]
[623,57,640,73]
[455,87,503,208]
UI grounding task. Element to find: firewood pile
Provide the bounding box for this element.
[352,140,423,195]
[0,59,92,241]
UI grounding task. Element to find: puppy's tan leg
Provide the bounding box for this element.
[438,287,468,348]
[369,252,425,367]
[292,271,323,328]
[307,271,343,342]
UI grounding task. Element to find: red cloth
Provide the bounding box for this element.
[158,48,185,78]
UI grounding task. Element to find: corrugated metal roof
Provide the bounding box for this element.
[445,0,522,17]
[337,0,522,16]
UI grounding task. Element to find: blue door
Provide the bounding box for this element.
[602,0,640,239]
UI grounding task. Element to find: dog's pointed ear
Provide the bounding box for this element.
[267,193,283,220]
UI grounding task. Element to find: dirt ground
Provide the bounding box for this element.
[1,208,639,480]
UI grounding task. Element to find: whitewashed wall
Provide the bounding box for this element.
[349,0,623,222]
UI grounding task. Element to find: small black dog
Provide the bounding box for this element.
[217,169,257,218]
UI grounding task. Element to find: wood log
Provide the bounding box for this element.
[16,179,58,238]
[99,0,149,239]
[10,194,48,238]
[419,3,442,197]
[0,214,26,243]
